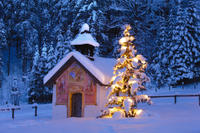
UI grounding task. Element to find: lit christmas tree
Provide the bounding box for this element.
[101,25,151,118]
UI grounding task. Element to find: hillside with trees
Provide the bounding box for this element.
[0,0,199,104]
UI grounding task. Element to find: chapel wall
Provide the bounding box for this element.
[55,61,97,106]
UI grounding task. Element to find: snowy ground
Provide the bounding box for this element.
[0,97,200,133]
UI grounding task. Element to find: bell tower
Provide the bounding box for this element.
[71,23,100,60]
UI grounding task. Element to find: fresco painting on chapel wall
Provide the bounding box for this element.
[56,61,97,105]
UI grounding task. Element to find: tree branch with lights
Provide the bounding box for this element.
[100,25,152,118]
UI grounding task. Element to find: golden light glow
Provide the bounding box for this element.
[141,60,146,64]
[108,96,114,102]
[142,64,147,69]
[135,109,143,116]
[127,98,133,103]
[119,37,127,45]
[101,115,112,118]
[130,36,135,41]
[133,57,138,63]
[129,80,137,84]
[121,46,127,50]
[143,95,149,99]
[144,95,148,99]
[111,75,117,82]
[118,97,124,101]
[119,37,129,45]
[109,107,125,114]
[111,84,120,89]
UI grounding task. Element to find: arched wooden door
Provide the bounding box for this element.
[71,93,82,117]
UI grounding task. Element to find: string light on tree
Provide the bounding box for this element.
[100,25,151,118]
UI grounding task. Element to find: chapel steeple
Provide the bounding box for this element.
[70,23,100,60]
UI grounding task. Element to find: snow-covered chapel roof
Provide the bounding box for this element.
[43,51,116,86]
[70,23,100,47]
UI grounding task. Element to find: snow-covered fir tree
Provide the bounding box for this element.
[0,56,3,87]
[149,0,175,88]
[100,25,151,118]
[0,18,7,47]
[37,0,58,45]
[47,43,56,71]
[55,31,71,63]
[55,31,65,62]
[169,3,193,83]
[185,0,200,79]
[166,2,194,85]
[0,18,7,87]
[28,43,52,103]
[72,0,98,31]
[116,0,157,59]
[151,1,199,86]
[28,45,40,103]
[39,41,48,75]
[63,29,72,56]
[14,20,39,73]
[37,41,52,103]
[99,0,128,57]
[150,13,169,88]
[0,19,7,48]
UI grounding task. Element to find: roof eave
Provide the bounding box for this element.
[43,52,108,86]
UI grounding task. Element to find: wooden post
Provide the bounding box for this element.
[32,105,38,117]
[35,106,37,117]
[174,95,177,104]
[199,95,200,106]
[182,82,184,90]
[12,108,15,119]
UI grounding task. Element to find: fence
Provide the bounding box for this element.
[0,105,38,119]
[149,94,200,106]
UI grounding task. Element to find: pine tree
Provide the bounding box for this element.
[117,0,157,59]
[0,17,3,94]
[38,41,52,103]
[99,0,128,57]
[167,3,194,85]
[150,14,169,88]
[55,32,64,62]
[39,41,48,74]
[76,0,97,24]
[55,32,70,63]
[0,18,7,48]
[28,43,52,103]
[0,56,3,87]
[185,0,200,79]
[14,20,39,73]
[91,0,110,57]
[0,18,7,87]
[151,2,197,86]
[47,43,56,71]
[28,45,40,103]
[65,0,110,57]
[100,25,151,118]
[71,0,98,34]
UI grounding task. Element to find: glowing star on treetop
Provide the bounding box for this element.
[99,25,152,118]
